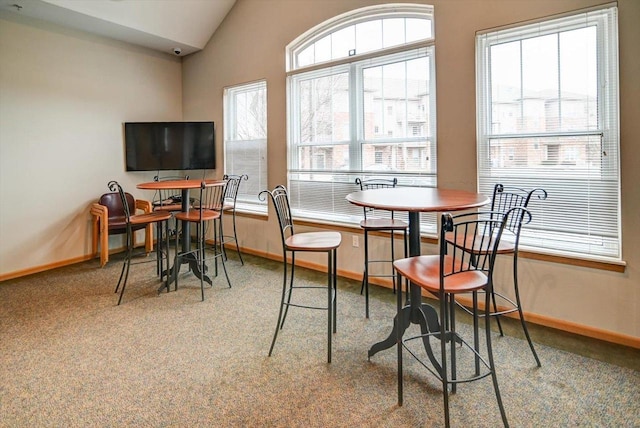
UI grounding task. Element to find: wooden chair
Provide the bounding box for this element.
[107,181,171,305]
[91,192,154,267]
[259,185,341,363]
[355,177,408,318]
[394,209,523,427]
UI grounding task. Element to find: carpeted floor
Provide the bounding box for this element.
[1,252,638,427]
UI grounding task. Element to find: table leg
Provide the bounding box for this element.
[368,211,441,360]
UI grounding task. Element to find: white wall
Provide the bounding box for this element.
[0,13,183,275]
[182,0,640,343]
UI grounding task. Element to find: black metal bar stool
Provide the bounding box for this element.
[355,177,408,318]
[259,185,341,363]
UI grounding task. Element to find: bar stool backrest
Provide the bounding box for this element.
[222,174,248,210]
[490,184,547,243]
[355,177,398,220]
[152,174,189,209]
[259,185,294,247]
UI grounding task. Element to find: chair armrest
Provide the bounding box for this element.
[90,203,108,220]
[135,199,152,214]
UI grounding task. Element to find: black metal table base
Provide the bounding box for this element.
[157,253,212,293]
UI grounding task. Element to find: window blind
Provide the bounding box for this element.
[224,81,268,212]
[476,5,620,260]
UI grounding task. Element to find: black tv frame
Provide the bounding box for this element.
[124,121,215,171]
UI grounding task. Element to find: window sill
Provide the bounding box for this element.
[292,218,626,273]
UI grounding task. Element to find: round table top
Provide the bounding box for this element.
[137,179,225,190]
[346,187,490,213]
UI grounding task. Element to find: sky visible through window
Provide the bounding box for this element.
[297,17,432,68]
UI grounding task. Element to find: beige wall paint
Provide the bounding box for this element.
[0,14,183,275]
[182,0,640,340]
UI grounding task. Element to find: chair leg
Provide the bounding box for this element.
[280,252,295,328]
[450,294,457,394]
[232,210,244,265]
[492,288,504,336]
[156,222,162,277]
[268,249,289,357]
[403,230,409,300]
[396,271,404,406]
[217,218,232,289]
[439,291,451,428]
[162,220,170,292]
[327,251,332,364]
[513,254,541,367]
[174,221,180,292]
[100,221,108,267]
[363,230,370,318]
[390,232,396,294]
[485,285,509,427]
[332,248,337,333]
[116,230,133,305]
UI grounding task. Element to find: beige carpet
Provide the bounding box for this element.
[1,253,639,427]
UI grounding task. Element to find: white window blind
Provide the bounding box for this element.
[476,5,620,260]
[223,81,268,213]
[287,4,437,233]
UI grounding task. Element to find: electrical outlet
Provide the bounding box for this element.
[352,235,359,247]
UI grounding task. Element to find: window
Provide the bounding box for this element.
[287,4,437,231]
[476,5,620,260]
[223,80,268,212]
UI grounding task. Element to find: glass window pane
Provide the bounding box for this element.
[298,145,349,171]
[297,44,314,68]
[406,57,429,138]
[406,18,431,41]
[331,26,355,61]
[224,81,268,210]
[232,88,266,140]
[522,34,559,132]
[355,20,382,55]
[362,142,430,172]
[364,59,428,140]
[298,72,349,144]
[315,35,332,64]
[559,26,598,130]
[382,18,405,48]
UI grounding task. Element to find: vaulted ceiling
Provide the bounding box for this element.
[0,0,236,56]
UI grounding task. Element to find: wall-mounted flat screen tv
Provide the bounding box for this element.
[124,121,215,171]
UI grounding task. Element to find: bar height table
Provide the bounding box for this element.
[137,179,226,291]
[346,187,490,359]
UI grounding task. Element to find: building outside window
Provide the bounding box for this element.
[476,5,620,260]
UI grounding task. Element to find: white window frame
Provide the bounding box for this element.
[286,4,437,233]
[223,80,268,213]
[476,4,620,261]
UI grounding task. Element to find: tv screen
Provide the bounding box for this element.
[124,121,215,171]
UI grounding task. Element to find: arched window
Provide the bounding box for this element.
[286,4,437,230]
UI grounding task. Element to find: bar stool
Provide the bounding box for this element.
[394,209,526,427]
[355,177,408,318]
[259,185,341,363]
[151,174,189,278]
[450,184,546,367]
[174,180,231,301]
[108,181,171,305]
[218,174,248,265]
